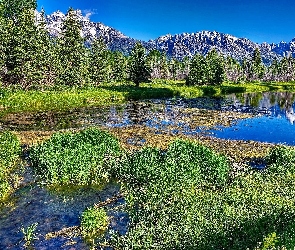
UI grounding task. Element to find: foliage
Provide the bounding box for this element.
[56,8,88,86]
[30,128,121,186]
[128,42,151,87]
[110,142,295,249]
[21,222,38,248]
[0,131,20,200]
[88,38,109,84]
[2,81,295,116]
[186,49,225,86]
[265,145,295,174]
[81,206,108,245]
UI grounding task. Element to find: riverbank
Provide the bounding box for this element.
[1,80,295,116]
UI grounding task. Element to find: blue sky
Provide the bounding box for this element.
[37,0,295,44]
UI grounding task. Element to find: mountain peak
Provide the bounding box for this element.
[41,9,295,64]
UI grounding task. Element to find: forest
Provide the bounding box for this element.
[0,1,294,90]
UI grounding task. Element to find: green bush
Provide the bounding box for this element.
[0,131,21,200]
[30,128,121,186]
[265,146,295,173]
[81,206,108,245]
[110,141,295,249]
[114,139,229,188]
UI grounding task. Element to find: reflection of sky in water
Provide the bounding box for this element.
[86,92,295,145]
[208,93,295,145]
[208,116,295,145]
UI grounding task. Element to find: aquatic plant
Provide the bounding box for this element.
[30,128,121,186]
[265,145,295,173]
[1,80,295,116]
[109,140,295,249]
[21,222,38,248]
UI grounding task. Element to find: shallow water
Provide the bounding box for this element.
[207,92,295,145]
[1,92,295,145]
[2,91,295,249]
[0,181,128,249]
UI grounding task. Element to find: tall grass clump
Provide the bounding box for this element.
[30,128,121,186]
[0,131,21,200]
[110,140,295,249]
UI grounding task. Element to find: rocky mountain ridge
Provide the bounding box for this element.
[38,10,295,64]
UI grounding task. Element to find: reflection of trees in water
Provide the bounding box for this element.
[234,92,295,125]
[237,92,295,110]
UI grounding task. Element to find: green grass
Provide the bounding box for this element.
[26,130,295,249]
[30,128,121,186]
[1,80,295,116]
[0,131,21,201]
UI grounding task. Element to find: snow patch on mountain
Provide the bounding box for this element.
[40,10,295,64]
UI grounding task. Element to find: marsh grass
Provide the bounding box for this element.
[30,128,121,186]
[2,80,294,116]
[21,222,38,249]
[0,131,21,201]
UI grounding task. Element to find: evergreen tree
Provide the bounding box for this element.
[147,49,161,79]
[34,8,58,87]
[186,54,206,86]
[1,0,41,88]
[111,51,128,82]
[128,42,150,87]
[0,6,9,80]
[169,58,182,80]
[57,7,88,86]
[206,49,225,85]
[251,48,265,81]
[88,38,109,84]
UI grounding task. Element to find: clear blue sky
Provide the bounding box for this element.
[37,0,295,44]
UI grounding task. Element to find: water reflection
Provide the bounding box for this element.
[208,92,295,145]
[1,91,295,145]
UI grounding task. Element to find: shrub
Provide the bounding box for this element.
[0,131,20,200]
[265,146,295,173]
[114,139,229,188]
[30,128,121,186]
[81,206,108,245]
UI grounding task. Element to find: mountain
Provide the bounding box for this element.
[39,10,295,64]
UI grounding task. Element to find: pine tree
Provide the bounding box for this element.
[186,54,206,86]
[0,6,9,80]
[57,7,88,86]
[251,48,265,81]
[1,0,41,88]
[111,51,128,82]
[34,8,58,88]
[88,38,109,84]
[128,42,150,87]
[206,49,225,85]
[147,49,161,79]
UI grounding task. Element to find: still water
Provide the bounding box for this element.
[207,92,295,145]
[1,92,295,145]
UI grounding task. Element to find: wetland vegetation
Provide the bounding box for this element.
[1,0,295,249]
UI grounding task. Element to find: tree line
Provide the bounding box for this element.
[0,1,294,89]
